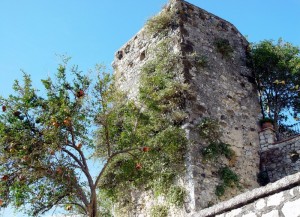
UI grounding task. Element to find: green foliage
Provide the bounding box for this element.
[198,118,238,197]
[188,52,208,69]
[202,142,235,160]
[0,66,95,216]
[140,39,190,121]
[98,38,189,213]
[166,186,186,207]
[251,39,300,136]
[214,38,234,58]
[216,167,240,197]
[150,205,168,217]
[145,8,175,36]
[198,118,222,143]
[215,185,225,197]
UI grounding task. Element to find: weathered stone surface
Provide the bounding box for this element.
[113,0,260,215]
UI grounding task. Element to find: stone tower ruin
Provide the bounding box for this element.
[112,0,261,215]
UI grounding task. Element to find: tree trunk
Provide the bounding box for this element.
[88,190,98,217]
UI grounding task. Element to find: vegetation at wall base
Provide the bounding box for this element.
[216,167,240,197]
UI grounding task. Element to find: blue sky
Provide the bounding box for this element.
[0,0,300,216]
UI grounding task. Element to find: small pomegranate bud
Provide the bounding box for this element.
[135,163,142,170]
[52,122,60,128]
[56,167,63,175]
[76,143,82,149]
[63,117,71,126]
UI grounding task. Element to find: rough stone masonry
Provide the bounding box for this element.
[112,0,261,215]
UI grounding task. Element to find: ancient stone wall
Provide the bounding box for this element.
[112,0,261,214]
[259,128,300,183]
[177,0,260,210]
[192,172,300,217]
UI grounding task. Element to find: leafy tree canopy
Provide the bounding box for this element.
[251,39,300,137]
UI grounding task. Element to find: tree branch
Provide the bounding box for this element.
[94,147,142,187]
[68,126,95,191]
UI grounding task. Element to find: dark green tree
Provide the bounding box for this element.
[251,39,300,136]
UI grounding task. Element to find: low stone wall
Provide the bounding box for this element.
[259,128,300,182]
[190,172,300,217]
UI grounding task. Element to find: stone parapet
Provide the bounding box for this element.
[191,172,300,217]
[260,133,300,182]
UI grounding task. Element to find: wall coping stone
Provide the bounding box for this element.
[190,172,300,217]
[272,134,300,145]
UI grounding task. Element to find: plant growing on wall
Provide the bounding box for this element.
[145,5,176,36]
[98,39,190,214]
[214,38,234,58]
[150,205,168,217]
[198,118,239,197]
[215,167,240,197]
[188,52,208,70]
[251,39,300,138]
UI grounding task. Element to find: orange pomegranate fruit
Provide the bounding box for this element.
[142,147,150,152]
[2,106,6,112]
[76,89,84,98]
[1,175,9,181]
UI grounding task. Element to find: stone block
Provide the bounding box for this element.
[255,198,266,210]
[242,213,257,217]
[281,198,300,217]
[262,210,279,217]
[266,192,284,206]
[225,208,242,217]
